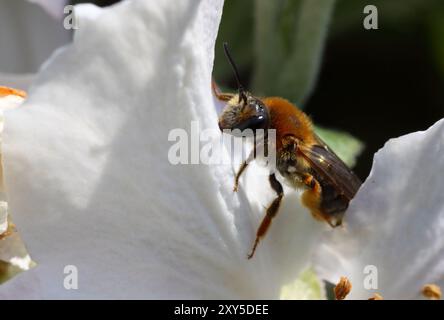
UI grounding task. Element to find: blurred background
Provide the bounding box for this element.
[213,0,444,179]
[1,0,444,180]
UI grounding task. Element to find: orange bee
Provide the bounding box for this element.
[214,43,362,259]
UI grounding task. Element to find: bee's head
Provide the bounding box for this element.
[218,92,269,133]
[217,43,269,136]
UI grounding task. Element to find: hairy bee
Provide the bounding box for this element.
[215,43,361,259]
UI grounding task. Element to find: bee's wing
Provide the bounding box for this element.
[298,134,362,200]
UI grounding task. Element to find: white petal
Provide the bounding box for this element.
[0,95,25,113]
[73,3,104,28]
[27,0,68,20]
[0,91,26,194]
[0,202,6,234]
[0,0,325,299]
[0,92,32,274]
[315,118,444,299]
[0,0,71,74]
[0,74,35,92]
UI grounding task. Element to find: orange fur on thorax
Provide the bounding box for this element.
[262,97,316,148]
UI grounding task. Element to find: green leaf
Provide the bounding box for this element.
[252,0,289,94]
[0,260,23,285]
[427,8,444,78]
[213,0,254,81]
[280,268,325,300]
[314,126,364,168]
[253,0,336,106]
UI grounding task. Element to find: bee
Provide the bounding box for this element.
[214,43,362,259]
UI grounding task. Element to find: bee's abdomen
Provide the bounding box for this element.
[318,179,349,225]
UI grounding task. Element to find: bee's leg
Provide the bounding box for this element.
[300,174,336,228]
[233,141,266,192]
[212,79,234,102]
[233,161,248,192]
[247,173,283,259]
[233,149,255,192]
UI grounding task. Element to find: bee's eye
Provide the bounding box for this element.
[249,101,261,111]
[218,96,269,134]
[254,102,266,113]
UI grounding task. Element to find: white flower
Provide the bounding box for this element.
[0,203,7,235]
[0,0,326,299]
[0,0,70,90]
[315,118,444,299]
[28,0,68,20]
[0,0,443,300]
[0,88,31,275]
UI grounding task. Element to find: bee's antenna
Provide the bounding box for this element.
[223,42,247,103]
